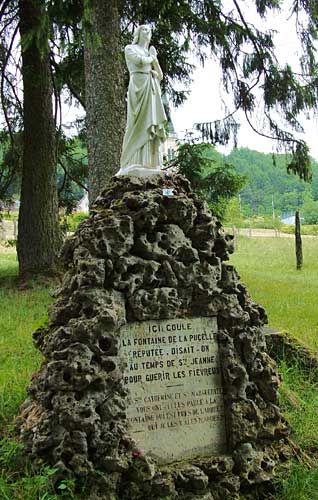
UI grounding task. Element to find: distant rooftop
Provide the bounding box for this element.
[162,94,177,136]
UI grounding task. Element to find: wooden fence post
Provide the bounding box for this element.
[295,211,302,270]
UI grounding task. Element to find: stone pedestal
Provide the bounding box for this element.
[18,174,290,500]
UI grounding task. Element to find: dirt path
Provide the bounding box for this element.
[1,222,318,241]
[226,227,318,238]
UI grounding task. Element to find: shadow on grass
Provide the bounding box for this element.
[0,248,18,287]
[0,248,60,290]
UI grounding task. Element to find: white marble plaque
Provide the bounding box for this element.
[119,317,227,464]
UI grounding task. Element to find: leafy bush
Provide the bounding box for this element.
[300,197,318,225]
[168,142,246,220]
[62,212,88,232]
[226,214,282,230]
[5,239,17,247]
[57,136,88,214]
[1,213,18,220]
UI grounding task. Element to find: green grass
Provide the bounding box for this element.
[274,463,318,500]
[0,251,18,284]
[279,362,318,452]
[0,251,53,427]
[230,236,318,349]
[273,362,318,500]
[229,236,318,497]
[0,438,77,499]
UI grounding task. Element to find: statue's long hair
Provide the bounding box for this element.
[132,25,151,47]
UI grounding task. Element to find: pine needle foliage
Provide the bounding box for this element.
[1,0,318,188]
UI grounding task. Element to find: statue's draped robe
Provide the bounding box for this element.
[120,44,167,170]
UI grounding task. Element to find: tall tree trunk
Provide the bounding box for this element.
[84,0,125,205]
[18,0,61,276]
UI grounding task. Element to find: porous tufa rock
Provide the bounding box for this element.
[17,174,290,498]
[176,465,209,492]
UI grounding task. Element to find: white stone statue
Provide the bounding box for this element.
[116,25,167,177]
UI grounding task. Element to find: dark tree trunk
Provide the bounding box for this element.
[84,0,126,205]
[295,210,302,270]
[18,0,61,275]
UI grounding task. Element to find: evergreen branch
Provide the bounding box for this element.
[58,157,88,192]
[0,0,15,21]
[0,23,19,147]
[50,56,85,108]
[50,53,62,163]
[2,71,23,116]
[194,70,262,145]
[231,0,268,62]
[63,78,85,109]
[57,161,67,195]
[0,13,18,38]
[243,107,303,149]
[0,168,15,200]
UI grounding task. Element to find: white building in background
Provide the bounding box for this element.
[162,95,179,161]
[163,128,178,161]
[76,192,89,213]
[280,215,295,225]
[162,117,178,161]
[280,213,304,225]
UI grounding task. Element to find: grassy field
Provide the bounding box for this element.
[229,236,318,498]
[1,243,318,499]
[230,236,318,350]
[0,251,52,427]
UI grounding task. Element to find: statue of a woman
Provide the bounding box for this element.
[116,25,167,177]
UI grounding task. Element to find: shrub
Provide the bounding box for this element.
[227,214,282,230]
[62,212,88,232]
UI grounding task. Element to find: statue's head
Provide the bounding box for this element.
[133,25,152,47]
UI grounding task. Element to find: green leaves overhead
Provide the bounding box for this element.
[1,0,318,184]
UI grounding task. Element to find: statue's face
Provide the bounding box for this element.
[138,25,151,44]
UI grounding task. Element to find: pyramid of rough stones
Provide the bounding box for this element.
[18,174,290,500]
